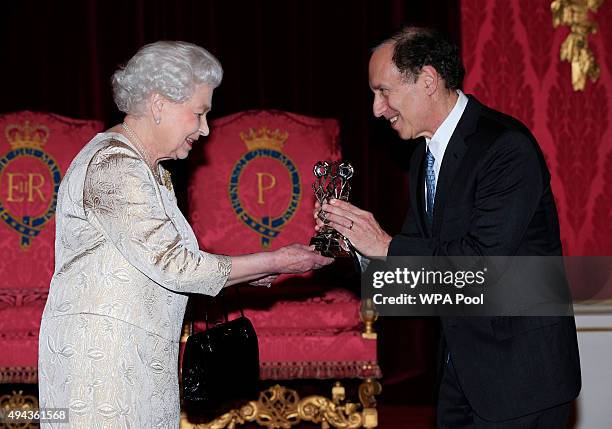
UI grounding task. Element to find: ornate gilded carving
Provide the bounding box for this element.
[0,390,39,429]
[551,0,604,91]
[251,385,300,427]
[180,403,256,429]
[180,382,380,429]
[358,379,382,409]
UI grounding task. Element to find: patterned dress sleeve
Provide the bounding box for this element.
[83,141,231,295]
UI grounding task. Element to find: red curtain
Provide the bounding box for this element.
[461,0,612,258]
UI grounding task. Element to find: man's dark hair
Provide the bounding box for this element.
[387,27,465,90]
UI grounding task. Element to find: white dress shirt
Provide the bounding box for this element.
[425,90,469,211]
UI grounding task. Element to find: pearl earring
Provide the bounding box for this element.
[155,118,161,125]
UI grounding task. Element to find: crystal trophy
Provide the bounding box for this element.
[310,160,357,260]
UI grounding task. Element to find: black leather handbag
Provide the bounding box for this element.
[182,287,260,410]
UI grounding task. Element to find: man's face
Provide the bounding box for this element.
[368,43,430,140]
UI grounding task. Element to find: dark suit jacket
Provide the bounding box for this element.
[387,95,581,421]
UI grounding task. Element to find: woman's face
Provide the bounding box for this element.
[156,83,214,160]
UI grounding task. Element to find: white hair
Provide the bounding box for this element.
[112,41,223,115]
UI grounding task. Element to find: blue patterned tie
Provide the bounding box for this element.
[425,148,436,223]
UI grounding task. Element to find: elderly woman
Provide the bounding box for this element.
[38,41,331,428]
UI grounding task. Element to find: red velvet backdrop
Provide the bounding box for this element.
[461,0,612,260]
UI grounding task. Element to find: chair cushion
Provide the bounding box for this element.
[259,331,380,380]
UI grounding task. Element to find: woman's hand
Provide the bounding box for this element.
[272,244,333,274]
[226,244,333,287]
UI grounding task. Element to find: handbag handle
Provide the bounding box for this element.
[201,286,246,330]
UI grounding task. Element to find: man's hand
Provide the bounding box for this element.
[314,199,392,257]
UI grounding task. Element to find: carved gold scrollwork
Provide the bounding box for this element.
[181,382,380,429]
[551,0,604,91]
[0,390,39,429]
[298,387,362,429]
[358,378,382,409]
[253,385,300,428]
[180,403,258,429]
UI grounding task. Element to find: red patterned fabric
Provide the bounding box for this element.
[188,110,380,379]
[189,110,341,253]
[461,0,612,265]
[193,288,360,334]
[0,111,103,381]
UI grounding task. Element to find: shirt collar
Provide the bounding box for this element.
[425,90,468,177]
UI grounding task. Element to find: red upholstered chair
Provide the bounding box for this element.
[182,110,381,428]
[0,112,102,392]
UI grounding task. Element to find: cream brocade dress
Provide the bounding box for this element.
[38,132,231,428]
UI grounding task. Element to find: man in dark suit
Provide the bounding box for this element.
[316,27,581,427]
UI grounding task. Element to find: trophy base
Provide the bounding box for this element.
[310,232,353,259]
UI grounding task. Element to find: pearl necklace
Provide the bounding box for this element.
[120,122,172,191]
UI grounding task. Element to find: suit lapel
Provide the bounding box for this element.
[409,140,428,237]
[431,97,481,236]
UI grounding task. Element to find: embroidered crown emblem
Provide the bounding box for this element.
[240,127,288,151]
[5,121,50,149]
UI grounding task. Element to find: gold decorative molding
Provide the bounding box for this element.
[551,0,604,91]
[0,390,39,429]
[181,381,380,429]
